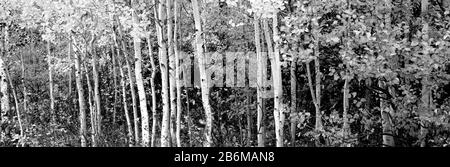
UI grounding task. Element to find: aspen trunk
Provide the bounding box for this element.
[131,0,150,147]
[1,27,10,132]
[420,0,431,147]
[147,36,158,147]
[155,0,172,147]
[263,17,283,147]
[246,52,252,147]
[381,0,395,147]
[342,76,350,139]
[47,42,56,123]
[254,18,266,147]
[91,39,102,143]
[113,23,135,146]
[21,50,27,147]
[119,60,134,147]
[167,0,177,147]
[118,28,140,146]
[84,61,97,147]
[5,69,24,146]
[174,0,183,147]
[192,0,213,147]
[273,13,285,147]
[290,58,297,147]
[112,46,118,125]
[73,39,87,147]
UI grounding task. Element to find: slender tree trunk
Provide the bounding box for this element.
[47,42,56,123]
[290,58,297,147]
[246,53,252,147]
[192,0,213,147]
[147,35,158,147]
[73,38,87,147]
[420,0,431,147]
[155,0,172,147]
[119,59,134,147]
[5,69,24,147]
[131,0,150,147]
[313,49,321,131]
[118,28,140,146]
[254,18,266,147]
[381,0,395,147]
[263,17,283,147]
[21,49,27,147]
[112,46,118,125]
[91,37,102,144]
[0,27,9,137]
[166,0,177,147]
[272,13,284,147]
[174,0,182,147]
[305,61,319,129]
[113,22,135,146]
[342,0,351,140]
[343,76,350,139]
[84,61,97,147]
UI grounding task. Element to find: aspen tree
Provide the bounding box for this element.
[131,0,150,147]
[191,0,213,147]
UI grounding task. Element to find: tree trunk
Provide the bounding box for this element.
[47,42,56,123]
[84,61,97,147]
[0,27,9,136]
[112,46,118,125]
[147,35,158,147]
[73,38,87,147]
[343,76,350,139]
[155,0,171,147]
[21,49,27,147]
[192,0,213,147]
[254,17,266,147]
[131,0,150,147]
[5,69,24,147]
[119,59,134,147]
[174,0,182,147]
[119,28,140,146]
[91,37,102,144]
[166,0,177,147]
[290,58,297,147]
[263,17,283,147]
[420,0,431,147]
[381,0,395,147]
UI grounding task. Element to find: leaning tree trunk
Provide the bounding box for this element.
[47,42,56,123]
[72,38,87,147]
[112,46,118,125]
[192,0,213,147]
[131,0,150,147]
[119,27,140,146]
[5,69,24,147]
[254,17,266,147]
[119,58,134,147]
[263,17,283,147]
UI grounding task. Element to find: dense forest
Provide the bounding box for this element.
[0,0,450,147]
